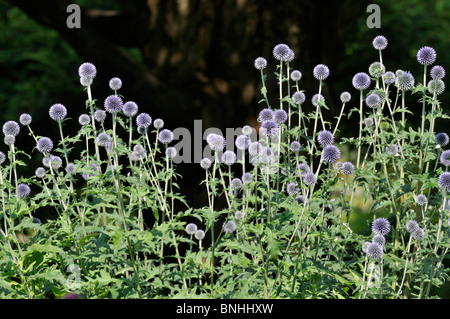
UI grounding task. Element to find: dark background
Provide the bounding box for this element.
[1,0,450,297]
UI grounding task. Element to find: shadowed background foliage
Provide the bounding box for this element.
[1,0,450,297]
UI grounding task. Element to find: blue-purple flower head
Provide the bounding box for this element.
[235,135,249,150]
[386,143,399,156]
[428,79,445,95]
[36,137,54,154]
[298,163,310,176]
[396,70,415,91]
[415,194,428,206]
[372,217,390,236]
[340,91,351,103]
[369,62,386,78]
[365,93,381,108]
[19,113,32,126]
[366,242,383,259]
[35,167,46,178]
[122,101,138,117]
[322,145,341,164]
[286,182,299,196]
[290,141,301,152]
[312,94,325,107]
[78,114,90,126]
[195,229,205,240]
[273,43,292,62]
[104,95,123,114]
[207,133,226,151]
[372,234,386,246]
[242,172,253,184]
[291,70,302,81]
[292,91,306,105]
[317,130,334,146]
[17,183,31,198]
[372,35,388,50]
[303,172,317,186]
[430,65,445,80]
[153,118,164,130]
[97,132,111,147]
[383,71,396,86]
[66,163,76,175]
[109,77,122,91]
[49,103,67,121]
[2,121,20,137]
[340,162,355,176]
[352,72,371,90]
[222,150,237,165]
[166,146,177,159]
[260,120,279,138]
[223,220,236,234]
[313,64,330,81]
[440,150,450,166]
[78,62,97,79]
[436,132,449,147]
[185,223,198,235]
[230,178,242,191]
[4,135,14,146]
[200,158,212,169]
[136,113,152,128]
[439,172,450,191]
[254,57,267,70]
[417,46,436,65]
[258,108,274,122]
[94,110,106,123]
[406,220,420,233]
[158,129,174,144]
[274,109,288,124]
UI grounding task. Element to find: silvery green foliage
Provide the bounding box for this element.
[0,35,449,300]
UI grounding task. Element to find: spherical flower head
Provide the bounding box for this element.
[366,242,383,260]
[428,79,445,95]
[317,130,334,146]
[340,91,351,103]
[435,132,449,147]
[235,135,249,150]
[430,65,445,80]
[2,121,20,137]
[223,220,236,234]
[200,158,212,169]
[417,46,436,65]
[49,103,67,121]
[122,101,138,117]
[254,57,267,70]
[284,48,295,62]
[395,71,415,91]
[104,95,123,114]
[133,144,146,159]
[4,135,15,146]
[222,150,237,165]
[385,143,399,156]
[340,162,355,176]
[290,141,301,152]
[94,110,106,123]
[364,118,374,127]
[415,194,428,206]
[45,155,62,170]
[78,62,96,79]
[230,178,242,191]
[439,172,450,191]
[298,163,310,175]
[372,35,388,50]
[97,132,111,147]
[273,43,291,61]
[372,234,386,246]
[80,77,92,87]
[185,223,198,235]
[158,129,174,144]
[369,62,386,78]
[166,146,177,159]
[235,210,245,220]
[291,70,302,81]
[440,150,450,166]
[260,120,279,138]
[35,167,46,178]
[17,183,31,198]
[303,172,317,186]
[195,229,205,240]
[109,77,122,91]
[312,94,325,107]
[258,108,274,122]
[322,145,341,164]
[19,113,32,126]
[153,118,164,129]
[405,220,420,233]
[292,91,306,105]
[294,195,307,205]
[286,182,299,196]
[0,151,6,165]
[411,227,425,240]
[313,64,330,81]
[352,72,371,90]
[383,71,396,85]
[242,125,254,136]
[36,137,53,153]
[65,163,76,175]
[372,217,390,236]
[78,114,91,126]
[248,141,263,156]
[207,133,226,151]
[136,113,152,128]
[242,172,253,184]
[365,93,381,108]
[274,109,288,124]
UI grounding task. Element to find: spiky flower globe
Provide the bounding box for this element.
[396,71,415,91]
[94,110,106,123]
[104,95,123,114]
[290,141,301,152]
[372,35,388,50]
[274,109,288,124]
[242,125,254,136]
[364,118,374,127]
[185,223,197,235]
[254,57,267,70]
[428,79,445,95]
[352,72,371,90]
[340,91,351,103]
[97,132,111,147]
[17,183,31,198]
[36,137,54,154]
[230,178,242,191]
[313,64,330,81]
[258,108,274,122]
[4,135,15,146]
[298,163,310,175]
[440,150,450,166]
[368,62,386,78]
[78,62,97,79]
[312,94,325,107]
[291,70,302,81]
[0,151,6,165]
[273,43,291,61]
[439,172,450,191]
[406,220,420,233]
[317,130,334,146]
[242,172,253,184]
[286,182,299,196]
[412,227,425,240]
[372,234,386,246]
[49,103,68,121]
[66,163,76,175]
[340,162,355,176]
[154,118,164,130]
[372,217,390,235]
[194,229,205,240]
[35,167,46,178]
[417,46,436,65]
[158,129,174,144]
[365,93,381,108]
[78,114,90,126]
[292,91,306,105]
[109,77,122,91]
[223,220,237,234]
[222,150,237,166]
[235,210,245,220]
[2,121,20,137]
[383,71,396,85]
[366,242,383,259]
[386,143,399,156]
[415,194,428,206]
[122,101,138,117]
[322,145,341,164]
[303,172,317,186]
[260,120,279,138]
[136,113,152,128]
[207,133,226,151]
[200,158,212,170]
[19,113,32,126]
[430,65,445,80]
[235,135,249,150]
[436,132,449,146]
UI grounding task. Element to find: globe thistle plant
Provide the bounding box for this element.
[223,220,237,234]
[49,103,67,121]
[19,113,32,126]
[2,121,20,137]
[372,217,390,236]
[36,137,54,154]
[440,150,450,166]
[158,129,174,144]
[109,77,122,91]
[430,65,445,80]
[122,101,138,117]
[254,57,267,70]
[78,114,91,126]
[372,35,388,50]
[417,46,437,66]
[313,64,330,81]
[317,130,334,146]
[365,93,381,108]
[366,242,383,259]
[17,183,31,198]
[292,91,306,105]
[352,72,371,90]
[322,145,341,164]
[291,70,302,81]
[258,108,274,122]
[415,194,428,206]
[340,162,355,176]
[438,172,450,191]
[273,43,292,62]
[104,95,123,114]
[435,132,449,147]
[396,71,415,91]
